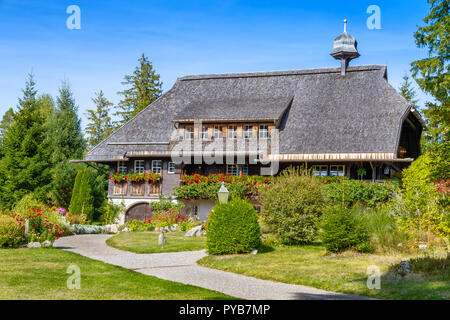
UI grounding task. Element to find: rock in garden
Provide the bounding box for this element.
[396,261,412,277]
[250,249,258,255]
[26,242,42,248]
[170,224,178,232]
[185,225,202,237]
[42,240,53,247]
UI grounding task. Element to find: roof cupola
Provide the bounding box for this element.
[331,19,360,76]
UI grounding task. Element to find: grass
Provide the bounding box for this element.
[197,243,450,300]
[106,231,206,254]
[0,248,234,300]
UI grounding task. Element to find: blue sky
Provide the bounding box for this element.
[0,0,431,130]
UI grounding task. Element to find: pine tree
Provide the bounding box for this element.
[399,74,419,105]
[0,74,52,207]
[411,0,449,147]
[69,169,83,214]
[115,54,162,125]
[411,0,449,180]
[86,90,113,148]
[47,81,85,207]
[79,168,94,221]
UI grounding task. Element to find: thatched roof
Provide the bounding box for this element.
[83,65,418,162]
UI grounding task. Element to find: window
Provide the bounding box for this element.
[226,164,248,176]
[227,126,237,140]
[312,165,328,177]
[184,126,194,140]
[200,126,209,140]
[168,162,176,174]
[117,161,127,174]
[330,165,345,177]
[134,160,145,174]
[193,205,198,217]
[243,125,253,139]
[259,125,269,139]
[152,160,162,174]
[213,125,223,139]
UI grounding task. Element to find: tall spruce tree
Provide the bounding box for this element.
[115,54,162,125]
[86,90,113,148]
[411,0,449,180]
[399,74,419,105]
[0,74,52,207]
[411,0,449,147]
[47,81,85,207]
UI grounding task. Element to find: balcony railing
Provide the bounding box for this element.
[113,181,162,197]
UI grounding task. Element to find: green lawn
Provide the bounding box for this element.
[106,231,206,254]
[0,248,234,300]
[198,244,449,300]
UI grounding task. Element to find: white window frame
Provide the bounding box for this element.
[227,126,237,140]
[152,160,162,174]
[200,126,209,140]
[330,165,345,177]
[168,162,176,174]
[243,125,253,139]
[134,160,145,174]
[184,126,194,140]
[117,161,127,174]
[213,125,223,139]
[312,165,328,177]
[259,125,269,139]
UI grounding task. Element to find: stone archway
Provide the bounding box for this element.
[125,202,153,223]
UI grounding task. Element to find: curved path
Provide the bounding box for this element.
[54,234,370,300]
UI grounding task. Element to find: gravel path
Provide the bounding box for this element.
[54,234,370,300]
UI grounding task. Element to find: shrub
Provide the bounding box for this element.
[125,219,154,232]
[259,167,325,244]
[71,224,105,234]
[13,194,47,217]
[207,198,260,255]
[0,215,25,247]
[361,205,409,252]
[323,180,394,208]
[100,201,125,225]
[149,197,184,215]
[68,169,94,221]
[318,205,372,253]
[179,218,200,231]
[395,153,449,244]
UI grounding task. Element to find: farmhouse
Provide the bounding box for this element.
[73,26,423,222]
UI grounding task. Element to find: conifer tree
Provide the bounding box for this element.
[48,81,85,207]
[79,168,94,221]
[86,90,113,148]
[69,169,83,214]
[399,74,419,105]
[115,54,162,125]
[0,74,52,207]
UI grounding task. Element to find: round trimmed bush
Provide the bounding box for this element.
[0,215,25,248]
[318,205,372,253]
[207,198,260,255]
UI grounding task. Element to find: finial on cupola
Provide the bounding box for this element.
[331,19,360,76]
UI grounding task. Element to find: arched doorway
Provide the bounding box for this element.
[125,203,153,223]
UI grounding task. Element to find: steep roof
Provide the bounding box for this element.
[83,65,414,162]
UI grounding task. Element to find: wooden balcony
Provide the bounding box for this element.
[113,181,162,197]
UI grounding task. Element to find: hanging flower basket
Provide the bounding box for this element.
[398,146,407,158]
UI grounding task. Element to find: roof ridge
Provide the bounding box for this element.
[179,65,386,81]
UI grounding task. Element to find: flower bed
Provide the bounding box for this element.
[109,171,162,183]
